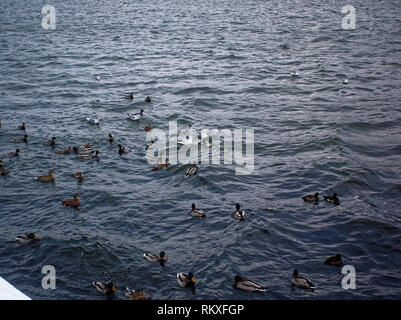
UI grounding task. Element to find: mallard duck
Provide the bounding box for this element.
[78,150,100,160]
[323,193,340,205]
[118,144,129,155]
[143,251,167,266]
[145,96,151,103]
[291,269,316,290]
[45,137,57,146]
[16,233,40,244]
[60,194,81,210]
[127,109,144,121]
[126,288,146,300]
[302,192,319,203]
[6,149,21,157]
[191,203,206,217]
[233,276,266,292]
[74,143,93,154]
[144,125,152,132]
[17,123,26,131]
[93,281,116,295]
[74,171,84,180]
[37,169,55,182]
[107,134,114,143]
[177,272,195,289]
[152,158,169,171]
[86,116,100,124]
[185,164,198,177]
[56,146,74,155]
[1,167,8,176]
[234,203,246,220]
[12,135,29,143]
[124,92,134,100]
[324,254,343,267]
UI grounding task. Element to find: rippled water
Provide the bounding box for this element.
[1,0,401,300]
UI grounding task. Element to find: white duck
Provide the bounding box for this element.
[127,109,144,121]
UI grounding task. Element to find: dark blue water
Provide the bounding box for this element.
[1,0,401,299]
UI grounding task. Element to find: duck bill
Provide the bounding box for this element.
[191,277,196,283]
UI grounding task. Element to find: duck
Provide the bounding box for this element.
[233,276,266,292]
[107,134,114,143]
[291,269,316,290]
[96,75,100,82]
[12,135,29,143]
[343,78,349,84]
[92,281,116,295]
[190,203,206,217]
[55,146,74,155]
[74,171,84,181]
[127,109,144,121]
[37,169,55,182]
[234,203,246,220]
[118,144,129,155]
[86,116,100,124]
[143,251,168,266]
[79,150,100,160]
[144,125,152,132]
[302,192,319,203]
[185,164,198,177]
[324,254,343,267]
[126,288,146,300]
[6,149,21,157]
[1,167,8,176]
[323,193,340,205]
[45,137,57,146]
[124,92,134,100]
[74,143,93,154]
[290,68,299,76]
[177,272,196,289]
[152,158,169,171]
[145,96,151,103]
[17,123,26,131]
[16,233,40,244]
[60,194,81,210]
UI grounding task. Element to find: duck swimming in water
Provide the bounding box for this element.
[185,164,198,177]
[78,150,100,160]
[152,158,169,171]
[143,251,168,267]
[190,203,206,217]
[17,123,26,131]
[302,192,319,203]
[107,134,114,143]
[6,149,21,157]
[16,233,40,244]
[45,137,57,146]
[291,269,316,290]
[117,144,129,155]
[127,109,144,121]
[323,193,340,205]
[234,203,246,220]
[233,276,266,293]
[124,92,134,100]
[12,135,29,143]
[37,169,55,182]
[324,254,343,267]
[60,194,81,210]
[55,146,74,155]
[74,171,84,181]
[86,116,100,124]
[145,96,151,103]
[93,281,116,296]
[126,289,146,300]
[177,272,196,291]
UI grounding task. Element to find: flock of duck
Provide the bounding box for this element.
[1,94,343,299]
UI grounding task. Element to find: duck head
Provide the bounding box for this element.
[107,282,117,292]
[234,275,242,282]
[188,272,195,283]
[293,269,299,277]
[140,109,144,116]
[191,203,196,210]
[235,203,240,211]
